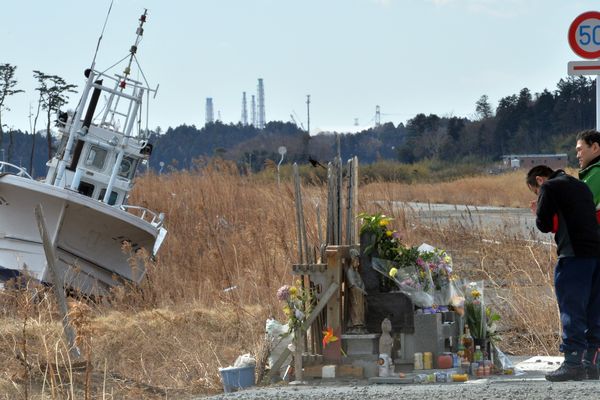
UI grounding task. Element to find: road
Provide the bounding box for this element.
[395,201,552,242]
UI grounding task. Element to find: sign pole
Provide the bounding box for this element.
[597,75,600,131]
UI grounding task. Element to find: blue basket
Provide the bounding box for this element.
[219,365,255,393]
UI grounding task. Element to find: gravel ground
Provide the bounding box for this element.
[200,377,600,400]
[200,357,600,400]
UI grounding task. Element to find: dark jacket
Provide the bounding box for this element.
[536,170,600,258]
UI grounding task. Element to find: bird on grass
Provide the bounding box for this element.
[308,157,327,169]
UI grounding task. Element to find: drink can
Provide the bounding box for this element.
[414,352,424,370]
[423,352,433,369]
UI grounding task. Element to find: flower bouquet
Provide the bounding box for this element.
[417,243,463,308]
[371,257,434,308]
[276,281,311,336]
[463,281,501,343]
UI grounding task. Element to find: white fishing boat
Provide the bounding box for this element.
[0,10,167,295]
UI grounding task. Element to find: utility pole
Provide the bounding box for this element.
[306,95,311,135]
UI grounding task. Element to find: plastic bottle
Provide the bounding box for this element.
[473,345,483,363]
[477,365,484,378]
[462,327,475,362]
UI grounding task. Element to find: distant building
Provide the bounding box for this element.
[501,153,568,170]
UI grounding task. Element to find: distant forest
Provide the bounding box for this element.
[3,75,596,177]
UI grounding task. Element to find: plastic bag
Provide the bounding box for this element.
[233,353,256,368]
[265,318,292,373]
[372,257,434,308]
[418,243,457,306]
[491,343,524,376]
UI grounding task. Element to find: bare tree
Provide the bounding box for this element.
[29,99,43,175]
[33,71,77,160]
[0,64,25,162]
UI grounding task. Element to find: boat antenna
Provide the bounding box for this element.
[91,0,114,67]
[120,9,148,89]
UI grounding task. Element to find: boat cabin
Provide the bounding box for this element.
[45,69,154,207]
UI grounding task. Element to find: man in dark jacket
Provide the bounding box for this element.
[527,165,600,381]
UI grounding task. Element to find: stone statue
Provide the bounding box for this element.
[345,248,367,333]
[379,318,394,357]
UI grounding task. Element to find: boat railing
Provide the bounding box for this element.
[119,205,165,227]
[0,162,34,180]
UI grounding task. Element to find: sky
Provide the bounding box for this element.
[1,0,599,135]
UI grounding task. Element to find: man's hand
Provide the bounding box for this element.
[530,200,537,214]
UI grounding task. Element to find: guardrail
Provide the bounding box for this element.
[0,162,33,179]
[119,204,164,227]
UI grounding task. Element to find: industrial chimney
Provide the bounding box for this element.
[205,98,214,125]
[241,92,248,125]
[251,95,256,127]
[257,78,265,129]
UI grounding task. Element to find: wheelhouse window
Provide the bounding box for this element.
[98,189,119,205]
[118,156,137,179]
[78,181,95,197]
[84,146,108,170]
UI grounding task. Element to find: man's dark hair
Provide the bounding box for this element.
[526,165,554,187]
[576,129,600,147]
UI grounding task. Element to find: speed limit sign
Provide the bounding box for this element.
[569,11,600,59]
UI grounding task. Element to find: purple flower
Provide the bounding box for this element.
[277,285,291,301]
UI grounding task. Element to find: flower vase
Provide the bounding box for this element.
[359,231,382,292]
[291,329,306,385]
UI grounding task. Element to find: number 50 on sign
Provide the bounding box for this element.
[569,11,600,59]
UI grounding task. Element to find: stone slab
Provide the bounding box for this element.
[369,376,414,384]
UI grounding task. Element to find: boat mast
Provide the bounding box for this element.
[102,10,147,204]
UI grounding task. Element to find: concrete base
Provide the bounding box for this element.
[342,333,380,356]
[343,354,379,378]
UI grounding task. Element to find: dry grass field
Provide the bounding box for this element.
[0,164,564,398]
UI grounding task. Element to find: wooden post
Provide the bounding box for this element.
[34,204,80,360]
[352,156,359,245]
[323,245,346,363]
[264,282,339,384]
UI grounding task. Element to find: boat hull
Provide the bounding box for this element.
[0,174,158,295]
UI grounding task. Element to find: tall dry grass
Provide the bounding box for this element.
[0,164,565,397]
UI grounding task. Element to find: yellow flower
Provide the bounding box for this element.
[389,267,398,278]
[444,255,452,264]
[379,219,389,226]
[471,289,481,299]
[289,286,298,296]
[386,230,393,237]
[420,270,425,278]
[283,306,292,316]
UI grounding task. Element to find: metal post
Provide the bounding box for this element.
[597,76,600,131]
